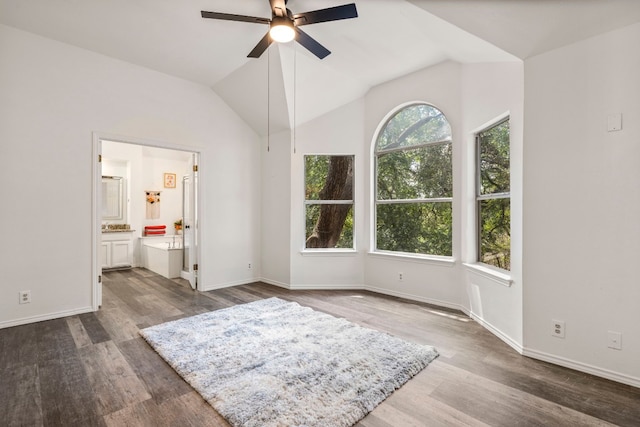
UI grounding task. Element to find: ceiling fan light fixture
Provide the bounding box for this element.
[269,18,295,43]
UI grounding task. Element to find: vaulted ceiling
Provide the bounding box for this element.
[2,0,639,136]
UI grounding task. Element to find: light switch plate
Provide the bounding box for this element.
[607,331,622,350]
[607,114,622,132]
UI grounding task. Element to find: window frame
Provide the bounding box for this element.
[303,154,356,252]
[475,117,511,271]
[373,102,454,259]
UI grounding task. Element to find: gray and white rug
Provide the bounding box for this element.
[140,297,438,427]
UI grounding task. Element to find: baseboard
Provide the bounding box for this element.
[260,277,291,289]
[200,277,262,292]
[289,283,366,291]
[362,284,466,313]
[259,279,366,291]
[0,306,95,330]
[523,348,640,389]
[257,278,290,289]
[467,311,524,354]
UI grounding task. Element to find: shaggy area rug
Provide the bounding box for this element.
[140,297,438,427]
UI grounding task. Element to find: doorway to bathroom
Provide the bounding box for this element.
[93,134,201,308]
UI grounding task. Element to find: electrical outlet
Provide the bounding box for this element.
[19,290,31,304]
[607,331,622,350]
[551,319,565,338]
[248,263,252,270]
[398,272,403,281]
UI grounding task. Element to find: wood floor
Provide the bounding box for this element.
[1,268,639,426]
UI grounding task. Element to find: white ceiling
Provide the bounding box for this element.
[2,0,639,135]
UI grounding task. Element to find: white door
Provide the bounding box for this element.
[184,153,198,290]
[95,141,103,308]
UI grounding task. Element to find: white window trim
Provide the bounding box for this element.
[475,117,511,271]
[301,248,358,256]
[369,250,455,267]
[464,262,513,287]
[373,102,454,258]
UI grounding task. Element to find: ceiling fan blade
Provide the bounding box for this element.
[201,11,270,24]
[295,28,331,59]
[269,0,287,17]
[248,32,273,58]
[293,3,357,26]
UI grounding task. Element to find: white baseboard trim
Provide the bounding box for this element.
[260,278,367,291]
[467,311,524,354]
[0,306,95,330]
[289,283,366,291]
[200,277,261,292]
[257,278,290,289]
[362,284,466,313]
[523,348,640,389]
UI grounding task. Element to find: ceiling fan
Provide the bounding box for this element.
[201,0,358,59]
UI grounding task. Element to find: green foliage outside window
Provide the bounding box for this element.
[375,104,453,257]
[376,203,452,256]
[477,119,511,270]
[306,204,354,249]
[304,155,354,249]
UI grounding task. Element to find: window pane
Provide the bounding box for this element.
[478,198,510,270]
[376,202,452,256]
[479,120,510,195]
[305,155,353,200]
[377,104,451,153]
[306,204,354,249]
[377,144,452,200]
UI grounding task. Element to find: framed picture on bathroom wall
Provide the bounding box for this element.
[164,173,176,188]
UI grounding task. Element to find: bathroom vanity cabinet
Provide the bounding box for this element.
[101,231,133,269]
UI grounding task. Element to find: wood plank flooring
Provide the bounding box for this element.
[1,267,639,426]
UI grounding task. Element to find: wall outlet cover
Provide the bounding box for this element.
[552,319,565,338]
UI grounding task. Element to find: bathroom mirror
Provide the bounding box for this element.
[102,176,124,220]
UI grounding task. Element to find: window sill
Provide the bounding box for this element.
[369,251,455,267]
[300,249,358,257]
[464,263,513,287]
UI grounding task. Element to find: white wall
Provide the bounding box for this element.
[260,130,292,287]
[103,143,191,233]
[363,61,465,308]
[460,62,524,348]
[0,24,261,327]
[279,60,526,341]
[289,99,366,288]
[524,23,640,385]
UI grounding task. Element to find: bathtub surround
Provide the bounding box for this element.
[141,236,184,279]
[140,297,439,427]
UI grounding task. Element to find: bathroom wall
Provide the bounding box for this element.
[102,141,192,266]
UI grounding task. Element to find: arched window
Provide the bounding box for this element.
[374,103,453,256]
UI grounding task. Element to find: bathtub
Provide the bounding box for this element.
[141,239,183,279]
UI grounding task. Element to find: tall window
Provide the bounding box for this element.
[375,104,453,256]
[476,118,510,270]
[304,155,354,249]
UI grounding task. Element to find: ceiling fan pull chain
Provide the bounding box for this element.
[293,42,297,155]
[267,46,271,152]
